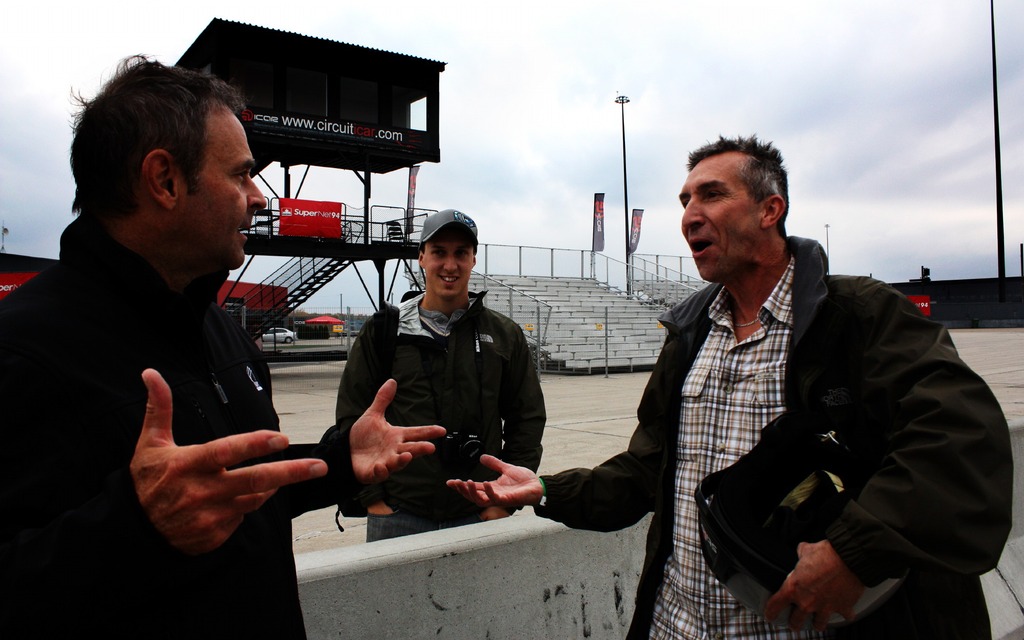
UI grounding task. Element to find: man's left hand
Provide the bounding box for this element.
[763,539,865,632]
[349,378,446,484]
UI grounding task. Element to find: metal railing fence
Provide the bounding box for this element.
[467,273,553,373]
[475,243,704,306]
[242,242,703,388]
[248,201,438,245]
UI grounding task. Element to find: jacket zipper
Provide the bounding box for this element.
[211,372,229,404]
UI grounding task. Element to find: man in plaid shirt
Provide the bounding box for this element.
[449,135,1011,639]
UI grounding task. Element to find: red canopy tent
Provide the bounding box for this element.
[305,315,344,325]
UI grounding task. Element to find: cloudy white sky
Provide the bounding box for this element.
[2,1,1022,308]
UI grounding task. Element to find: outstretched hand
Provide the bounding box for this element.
[130,369,328,555]
[446,454,544,508]
[349,378,446,484]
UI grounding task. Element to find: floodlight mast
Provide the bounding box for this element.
[991,0,1006,302]
[616,94,630,297]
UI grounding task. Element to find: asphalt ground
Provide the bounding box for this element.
[275,328,1024,554]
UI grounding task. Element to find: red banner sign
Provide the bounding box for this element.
[0,272,38,300]
[278,198,343,239]
[907,295,931,316]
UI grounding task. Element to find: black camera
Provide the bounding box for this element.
[437,431,484,465]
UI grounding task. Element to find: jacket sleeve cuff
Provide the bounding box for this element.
[532,474,559,518]
[826,502,903,587]
[304,426,361,499]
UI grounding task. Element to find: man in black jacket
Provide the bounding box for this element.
[0,56,444,638]
[449,135,1012,639]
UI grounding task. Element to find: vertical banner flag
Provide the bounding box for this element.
[278,198,343,239]
[406,165,420,234]
[627,208,644,256]
[592,193,605,252]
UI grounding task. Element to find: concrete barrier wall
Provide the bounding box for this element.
[986,418,1024,640]
[297,515,649,639]
[298,419,1024,639]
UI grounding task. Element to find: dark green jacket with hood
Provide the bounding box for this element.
[537,236,1012,639]
[335,291,546,521]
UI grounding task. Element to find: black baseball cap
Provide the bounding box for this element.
[419,209,478,249]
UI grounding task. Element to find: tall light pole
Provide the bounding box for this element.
[824,224,831,259]
[616,94,631,296]
[990,0,1006,302]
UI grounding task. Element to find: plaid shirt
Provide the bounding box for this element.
[650,258,833,640]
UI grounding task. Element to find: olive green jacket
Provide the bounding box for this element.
[538,237,1012,639]
[336,292,546,521]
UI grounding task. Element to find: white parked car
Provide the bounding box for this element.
[261,327,296,344]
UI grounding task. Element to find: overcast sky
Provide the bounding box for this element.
[2,1,1022,309]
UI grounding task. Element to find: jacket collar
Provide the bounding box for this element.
[658,236,828,346]
[786,236,829,346]
[58,214,228,315]
[398,290,488,337]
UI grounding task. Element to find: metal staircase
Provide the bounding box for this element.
[228,256,353,338]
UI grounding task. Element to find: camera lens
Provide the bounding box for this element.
[460,437,483,463]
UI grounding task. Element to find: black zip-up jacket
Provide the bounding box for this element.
[0,215,361,638]
[538,237,1012,639]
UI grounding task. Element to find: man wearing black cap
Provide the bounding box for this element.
[335,209,546,541]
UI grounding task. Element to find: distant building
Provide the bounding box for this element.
[891,276,1024,328]
[0,253,284,316]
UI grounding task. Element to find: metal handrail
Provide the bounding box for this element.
[245,200,437,245]
[475,243,704,307]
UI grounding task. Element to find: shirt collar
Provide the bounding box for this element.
[763,255,796,327]
[707,256,796,330]
[419,305,467,338]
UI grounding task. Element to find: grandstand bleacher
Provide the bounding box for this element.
[469,273,700,374]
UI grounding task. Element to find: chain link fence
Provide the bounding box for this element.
[257,306,372,392]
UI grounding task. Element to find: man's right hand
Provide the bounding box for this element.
[446,454,544,508]
[130,369,328,555]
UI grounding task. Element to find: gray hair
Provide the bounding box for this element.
[687,135,789,237]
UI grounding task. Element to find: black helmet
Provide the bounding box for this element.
[695,412,904,628]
